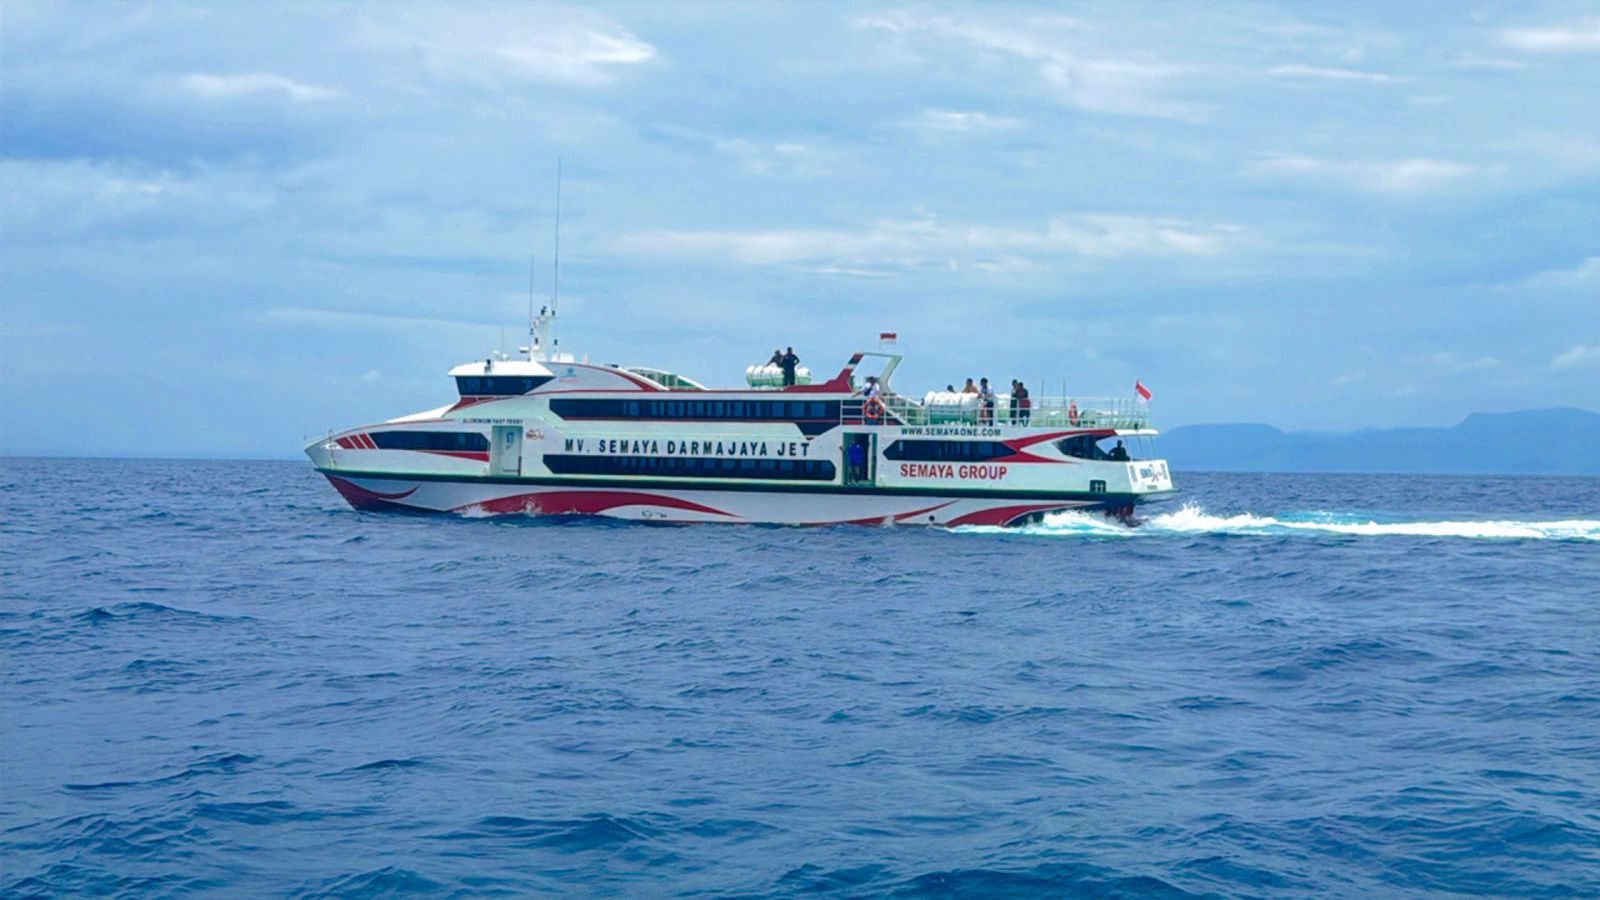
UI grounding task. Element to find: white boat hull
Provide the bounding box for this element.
[318,470,1162,527]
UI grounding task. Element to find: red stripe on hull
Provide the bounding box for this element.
[816,500,956,526]
[947,503,1078,527]
[326,475,420,511]
[459,490,734,518]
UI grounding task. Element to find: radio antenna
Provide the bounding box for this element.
[534,248,547,325]
[551,158,562,316]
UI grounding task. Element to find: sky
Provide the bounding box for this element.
[2,1,1598,457]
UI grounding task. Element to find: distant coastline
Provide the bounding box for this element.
[1161,408,1600,476]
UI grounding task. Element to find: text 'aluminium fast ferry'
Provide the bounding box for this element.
[307,308,1176,526]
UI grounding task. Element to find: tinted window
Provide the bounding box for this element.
[456,375,552,396]
[544,455,836,481]
[369,431,490,452]
[883,440,1011,462]
[550,399,840,422]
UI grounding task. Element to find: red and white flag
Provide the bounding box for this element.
[1135,380,1153,400]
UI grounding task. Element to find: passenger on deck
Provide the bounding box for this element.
[780,347,800,387]
[945,384,956,392]
[848,440,866,482]
[1008,380,1020,424]
[1015,381,1031,423]
[978,378,996,425]
[961,378,978,394]
[768,349,783,366]
[861,375,880,399]
[1108,439,1130,461]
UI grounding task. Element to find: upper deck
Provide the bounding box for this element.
[441,350,1154,432]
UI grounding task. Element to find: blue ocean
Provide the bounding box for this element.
[3,458,1597,897]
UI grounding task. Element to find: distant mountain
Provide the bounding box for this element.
[1161,408,1600,475]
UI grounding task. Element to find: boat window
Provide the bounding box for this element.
[369,431,490,452]
[883,440,1011,462]
[456,375,552,396]
[1055,435,1132,461]
[549,398,841,424]
[544,454,836,481]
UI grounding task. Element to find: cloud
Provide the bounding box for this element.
[853,12,1203,120]
[1551,344,1600,369]
[1501,20,1600,52]
[901,109,1024,134]
[258,306,501,335]
[652,126,836,178]
[1428,352,1499,374]
[1451,54,1528,70]
[1252,155,1482,192]
[1268,64,1400,83]
[1520,256,1600,290]
[610,213,1240,271]
[361,8,655,86]
[178,72,340,103]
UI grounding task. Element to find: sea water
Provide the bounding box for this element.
[2,459,1597,896]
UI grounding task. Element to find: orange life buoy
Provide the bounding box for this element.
[863,395,886,422]
[1067,400,1079,426]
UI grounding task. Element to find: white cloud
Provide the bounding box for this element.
[611,213,1240,271]
[902,109,1023,134]
[1551,344,1600,369]
[1521,256,1600,290]
[1451,54,1528,70]
[655,126,836,178]
[1252,155,1482,192]
[853,12,1203,120]
[178,72,340,103]
[1428,352,1499,374]
[258,306,499,335]
[1501,20,1600,52]
[1269,64,1400,83]
[361,9,655,86]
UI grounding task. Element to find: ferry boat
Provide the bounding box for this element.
[306,307,1176,526]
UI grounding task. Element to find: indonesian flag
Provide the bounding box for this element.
[1135,380,1153,400]
[879,332,898,345]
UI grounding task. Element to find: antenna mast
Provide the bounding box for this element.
[551,158,562,316]
[527,160,564,362]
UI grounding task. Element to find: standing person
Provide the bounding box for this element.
[1016,380,1031,423]
[779,347,800,387]
[768,348,783,366]
[847,439,866,482]
[978,377,996,425]
[961,377,978,394]
[1007,380,1019,424]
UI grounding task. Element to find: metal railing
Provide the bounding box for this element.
[844,394,1150,429]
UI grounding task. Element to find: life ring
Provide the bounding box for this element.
[1067,400,1079,426]
[863,396,886,422]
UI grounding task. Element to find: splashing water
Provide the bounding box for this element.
[961,504,1600,541]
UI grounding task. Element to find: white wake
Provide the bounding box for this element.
[959,504,1600,541]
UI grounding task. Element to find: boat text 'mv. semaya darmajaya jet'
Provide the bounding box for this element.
[306,298,1176,526]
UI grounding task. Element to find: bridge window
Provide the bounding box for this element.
[456,375,552,396]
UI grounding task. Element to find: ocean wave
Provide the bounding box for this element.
[961,505,1600,541]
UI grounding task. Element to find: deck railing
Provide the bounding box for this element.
[845,395,1150,429]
